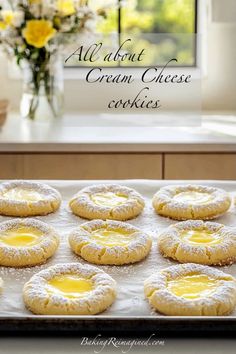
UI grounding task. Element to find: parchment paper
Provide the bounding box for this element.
[0,180,236,318]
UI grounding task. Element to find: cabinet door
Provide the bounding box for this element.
[165,154,236,180]
[0,154,24,179]
[23,154,163,180]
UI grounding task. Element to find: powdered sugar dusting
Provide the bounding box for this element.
[144,263,236,312]
[69,184,145,220]
[69,219,152,265]
[0,218,59,267]
[153,184,231,220]
[158,220,236,265]
[0,181,61,216]
[0,180,235,317]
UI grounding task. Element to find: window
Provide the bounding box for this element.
[65,0,198,68]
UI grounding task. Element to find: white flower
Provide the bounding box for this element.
[60,17,75,32]
[88,0,117,11]
[12,11,24,27]
[60,23,72,32]
[1,26,24,48]
[83,18,96,32]
[76,6,92,17]
[41,3,56,20]
[29,4,41,18]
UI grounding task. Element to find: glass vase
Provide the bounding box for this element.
[20,52,64,122]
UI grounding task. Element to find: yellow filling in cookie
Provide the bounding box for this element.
[46,275,93,298]
[180,229,222,246]
[173,191,213,205]
[90,192,128,207]
[168,274,218,299]
[90,228,134,247]
[2,188,43,202]
[0,226,43,247]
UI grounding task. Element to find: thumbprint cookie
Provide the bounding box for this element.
[152,184,231,220]
[158,220,236,266]
[23,263,116,315]
[69,184,145,221]
[144,263,236,316]
[0,181,61,216]
[69,219,152,265]
[0,218,59,267]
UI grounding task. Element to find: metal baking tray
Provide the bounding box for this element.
[0,180,236,336]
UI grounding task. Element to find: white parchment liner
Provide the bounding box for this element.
[0,180,236,318]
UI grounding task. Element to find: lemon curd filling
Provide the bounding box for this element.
[0,226,43,247]
[2,188,44,202]
[168,274,218,299]
[91,228,134,247]
[180,229,222,246]
[90,192,128,207]
[174,191,213,205]
[47,275,93,298]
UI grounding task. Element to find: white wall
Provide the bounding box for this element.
[202,22,236,111]
[1,0,236,113]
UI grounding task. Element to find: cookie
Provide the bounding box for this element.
[144,263,236,316]
[69,219,152,265]
[0,218,59,267]
[158,220,236,265]
[23,263,116,315]
[153,184,231,220]
[0,181,61,216]
[69,184,145,220]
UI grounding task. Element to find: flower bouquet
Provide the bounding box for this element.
[0,0,105,120]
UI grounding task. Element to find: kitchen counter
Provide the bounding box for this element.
[0,113,236,180]
[0,113,236,153]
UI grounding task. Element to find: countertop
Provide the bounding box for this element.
[0,112,236,153]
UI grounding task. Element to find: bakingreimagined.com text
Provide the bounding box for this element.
[80,334,165,353]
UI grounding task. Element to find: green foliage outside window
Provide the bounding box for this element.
[71,0,196,67]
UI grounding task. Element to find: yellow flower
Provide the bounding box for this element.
[0,21,7,31]
[57,0,75,17]
[29,0,42,4]
[22,20,56,48]
[1,10,14,26]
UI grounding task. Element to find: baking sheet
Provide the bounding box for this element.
[0,179,236,318]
